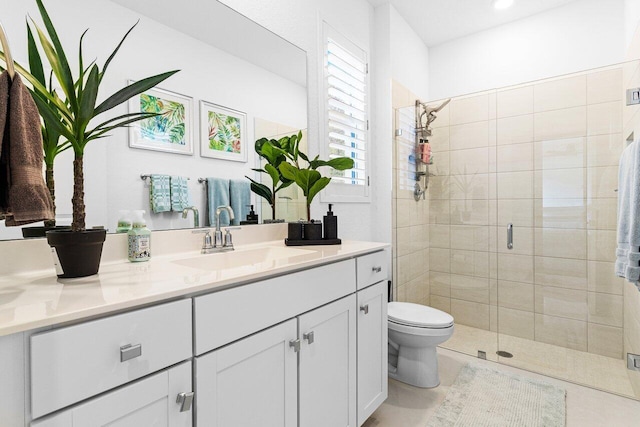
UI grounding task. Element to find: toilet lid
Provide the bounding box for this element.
[388,302,454,328]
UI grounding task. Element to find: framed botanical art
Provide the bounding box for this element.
[199,101,247,162]
[128,82,193,155]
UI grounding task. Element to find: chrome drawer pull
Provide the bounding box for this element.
[176,392,194,412]
[372,266,382,273]
[360,304,369,315]
[120,344,142,362]
[289,339,300,353]
[303,331,315,345]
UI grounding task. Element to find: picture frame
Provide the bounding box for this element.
[199,101,248,162]
[128,82,193,155]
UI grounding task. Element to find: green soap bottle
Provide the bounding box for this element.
[128,210,151,262]
[116,210,132,233]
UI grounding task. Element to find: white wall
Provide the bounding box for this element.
[429,0,626,100]
[389,5,429,101]
[626,0,640,51]
[0,0,306,238]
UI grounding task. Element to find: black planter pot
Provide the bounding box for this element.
[46,229,107,278]
[22,225,71,239]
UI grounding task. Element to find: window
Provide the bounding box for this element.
[321,22,369,202]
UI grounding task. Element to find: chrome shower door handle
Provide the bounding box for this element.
[507,223,513,250]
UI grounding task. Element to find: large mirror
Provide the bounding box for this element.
[0,0,307,240]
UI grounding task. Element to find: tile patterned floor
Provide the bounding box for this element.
[364,347,640,427]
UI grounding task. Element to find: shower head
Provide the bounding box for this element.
[421,98,451,117]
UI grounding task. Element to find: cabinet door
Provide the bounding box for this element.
[357,281,388,426]
[31,361,193,427]
[195,319,297,427]
[299,295,357,427]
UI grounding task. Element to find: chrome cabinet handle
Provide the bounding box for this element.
[372,266,382,273]
[303,331,315,345]
[507,223,513,250]
[289,339,300,352]
[176,392,194,412]
[120,344,142,362]
[360,304,369,315]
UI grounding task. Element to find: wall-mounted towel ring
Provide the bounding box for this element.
[0,22,16,79]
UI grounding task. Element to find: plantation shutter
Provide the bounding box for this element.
[321,23,370,202]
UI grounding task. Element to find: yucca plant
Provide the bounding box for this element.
[0,0,178,232]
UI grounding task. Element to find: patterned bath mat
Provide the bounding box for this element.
[427,363,566,427]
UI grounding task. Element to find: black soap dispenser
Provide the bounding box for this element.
[240,205,259,225]
[323,204,338,240]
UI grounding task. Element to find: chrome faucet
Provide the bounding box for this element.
[182,206,199,228]
[214,206,235,249]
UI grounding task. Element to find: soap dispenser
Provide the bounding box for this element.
[116,210,132,233]
[128,210,151,262]
[323,204,338,240]
[240,205,259,225]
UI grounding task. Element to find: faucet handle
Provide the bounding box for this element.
[223,227,241,248]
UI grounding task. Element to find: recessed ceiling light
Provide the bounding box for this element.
[494,0,514,10]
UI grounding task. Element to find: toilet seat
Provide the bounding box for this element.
[388,302,454,329]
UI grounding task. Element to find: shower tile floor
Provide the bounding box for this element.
[445,324,635,398]
[364,347,640,427]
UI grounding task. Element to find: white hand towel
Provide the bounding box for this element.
[616,140,640,283]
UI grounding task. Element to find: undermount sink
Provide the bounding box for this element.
[172,246,317,271]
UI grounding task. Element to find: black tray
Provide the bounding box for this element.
[285,238,342,246]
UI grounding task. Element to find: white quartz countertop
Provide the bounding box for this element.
[0,240,388,337]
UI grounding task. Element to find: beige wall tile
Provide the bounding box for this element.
[450,199,489,226]
[535,228,587,259]
[498,307,535,340]
[587,166,618,199]
[431,151,450,176]
[497,253,534,283]
[587,102,622,136]
[490,279,498,305]
[497,143,534,172]
[587,261,623,295]
[451,274,490,304]
[586,134,624,167]
[450,225,489,251]
[497,225,534,255]
[498,280,534,311]
[450,94,489,125]
[497,86,534,118]
[535,313,588,351]
[534,198,587,229]
[497,115,534,145]
[428,175,450,200]
[430,294,451,313]
[534,137,585,170]
[430,248,451,273]
[429,224,450,248]
[534,75,587,112]
[450,174,489,200]
[587,229,617,262]
[392,81,410,109]
[429,200,450,224]
[587,68,622,105]
[588,292,623,327]
[588,323,623,359]
[497,199,534,227]
[488,146,497,173]
[489,119,497,146]
[489,199,498,226]
[535,256,587,290]
[534,169,585,199]
[534,106,587,141]
[586,198,617,230]
[430,126,450,151]
[488,92,497,120]
[490,252,498,279]
[497,171,533,199]
[430,271,451,297]
[398,251,425,285]
[451,299,490,330]
[490,305,498,332]
[450,121,489,150]
[450,250,489,278]
[535,285,588,321]
[450,147,489,175]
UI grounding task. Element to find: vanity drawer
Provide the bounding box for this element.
[194,259,356,355]
[31,299,192,419]
[356,251,388,290]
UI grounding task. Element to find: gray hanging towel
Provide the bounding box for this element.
[0,72,9,219]
[0,73,54,226]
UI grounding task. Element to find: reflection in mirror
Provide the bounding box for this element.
[253,118,308,223]
[0,0,307,241]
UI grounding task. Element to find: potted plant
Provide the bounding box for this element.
[9,0,178,277]
[245,132,300,222]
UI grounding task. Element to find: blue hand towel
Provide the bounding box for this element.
[150,174,171,213]
[207,177,230,227]
[170,176,190,212]
[616,140,640,283]
[229,179,251,225]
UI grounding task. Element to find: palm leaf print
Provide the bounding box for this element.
[138,93,187,145]
[208,111,241,153]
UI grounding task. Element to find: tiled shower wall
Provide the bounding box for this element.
[424,66,627,359]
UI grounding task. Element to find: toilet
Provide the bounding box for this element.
[387,302,454,388]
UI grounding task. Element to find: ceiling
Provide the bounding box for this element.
[367,0,580,46]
